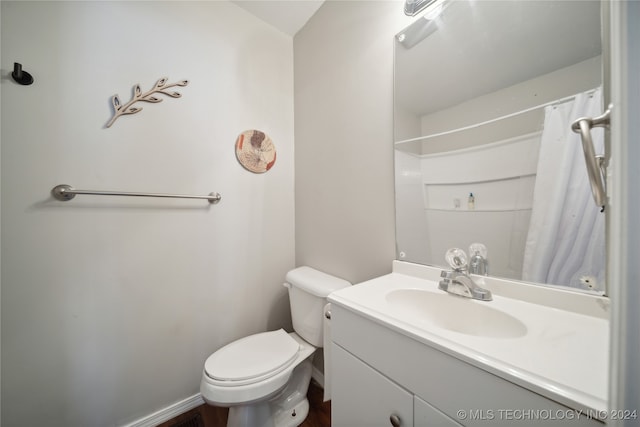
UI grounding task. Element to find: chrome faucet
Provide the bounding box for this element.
[439,270,492,301]
[468,243,488,276]
[468,251,488,275]
[439,248,492,301]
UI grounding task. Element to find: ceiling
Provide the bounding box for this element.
[232,0,325,36]
[395,0,602,116]
[234,0,601,116]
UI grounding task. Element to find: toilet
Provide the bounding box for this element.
[200,266,350,427]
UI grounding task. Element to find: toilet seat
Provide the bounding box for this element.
[204,329,300,386]
[201,331,316,407]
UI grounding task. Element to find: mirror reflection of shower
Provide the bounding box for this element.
[393,0,604,294]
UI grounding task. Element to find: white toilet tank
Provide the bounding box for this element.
[285,266,350,347]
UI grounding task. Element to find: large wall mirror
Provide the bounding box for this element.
[394,0,606,293]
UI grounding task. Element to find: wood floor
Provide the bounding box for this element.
[157,380,330,427]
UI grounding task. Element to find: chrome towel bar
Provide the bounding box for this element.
[51,184,221,204]
[571,106,610,211]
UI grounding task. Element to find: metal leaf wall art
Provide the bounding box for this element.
[106,77,189,128]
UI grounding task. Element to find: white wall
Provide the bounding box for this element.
[1,2,294,426]
[294,1,410,284]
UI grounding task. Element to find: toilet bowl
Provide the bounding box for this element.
[200,267,350,427]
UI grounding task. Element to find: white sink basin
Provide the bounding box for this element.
[328,263,610,414]
[386,289,527,338]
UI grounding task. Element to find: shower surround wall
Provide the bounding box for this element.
[1,2,294,426]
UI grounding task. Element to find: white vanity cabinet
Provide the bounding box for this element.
[330,302,604,427]
[333,342,463,427]
[414,397,464,427]
[332,343,414,427]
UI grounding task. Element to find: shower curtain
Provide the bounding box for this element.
[522,87,605,292]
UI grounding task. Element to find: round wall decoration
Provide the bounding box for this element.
[235,130,276,173]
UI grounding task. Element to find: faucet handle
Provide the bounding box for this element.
[445,248,468,271]
[469,243,487,259]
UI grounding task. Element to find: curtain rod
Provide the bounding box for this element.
[396,88,600,145]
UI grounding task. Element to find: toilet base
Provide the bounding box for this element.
[225,357,314,427]
[273,397,309,427]
[227,402,273,427]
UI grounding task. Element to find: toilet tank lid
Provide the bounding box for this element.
[286,266,351,297]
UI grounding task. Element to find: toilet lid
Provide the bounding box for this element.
[205,329,300,382]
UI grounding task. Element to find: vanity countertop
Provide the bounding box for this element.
[328,261,609,415]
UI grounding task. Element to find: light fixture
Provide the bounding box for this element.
[397,0,449,48]
[396,18,437,49]
[404,0,441,16]
[422,0,446,20]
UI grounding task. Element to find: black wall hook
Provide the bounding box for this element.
[12,62,34,85]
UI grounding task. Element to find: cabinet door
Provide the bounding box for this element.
[332,343,413,427]
[415,396,463,427]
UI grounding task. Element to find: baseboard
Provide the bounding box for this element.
[311,365,324,389]
[120,393,205,427]
[120,368,324,427]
